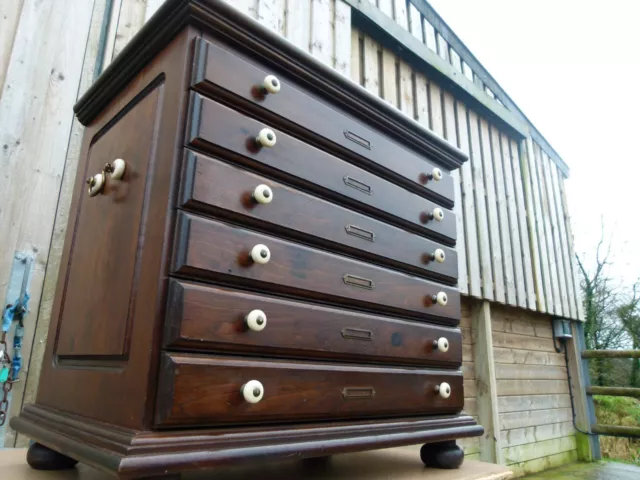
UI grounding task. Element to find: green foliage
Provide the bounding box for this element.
[593,396,640,464]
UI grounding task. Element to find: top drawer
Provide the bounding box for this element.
[191,38,455,208]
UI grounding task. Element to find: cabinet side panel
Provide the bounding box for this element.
[55,81,163,357]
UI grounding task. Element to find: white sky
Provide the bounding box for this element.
[428,0,640,286]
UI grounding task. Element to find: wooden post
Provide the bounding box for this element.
[472,300,504,464]
[565,321,600,461]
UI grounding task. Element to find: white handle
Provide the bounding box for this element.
[256,128,277,148]
[262,74,281,94]
[432,207,444,222]
[436,382,451,399]
[241,380,264,404]
[435,337,449,353]
[433,248,446,263]
[109,158,126,180]
[435,291,448,306]
[87,172,104,197]
[250,244,271,264]
[253,184,273,204]
[245,309,267,332]
[431,167,442,181]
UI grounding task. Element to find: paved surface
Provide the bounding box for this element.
[524,461,640,479]
[0,446,513,479]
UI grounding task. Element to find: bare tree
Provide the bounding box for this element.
[576,232,627,385]
[617,282,640,387]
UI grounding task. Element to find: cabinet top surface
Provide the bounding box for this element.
[73,0,467,170]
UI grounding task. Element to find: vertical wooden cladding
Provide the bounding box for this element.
[349,2,583,320]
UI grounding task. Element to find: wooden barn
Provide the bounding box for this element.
[0,0,598,478]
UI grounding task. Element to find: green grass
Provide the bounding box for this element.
[593,395,640,465]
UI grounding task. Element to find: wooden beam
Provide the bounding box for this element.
[587,386,640,398]
[591,424,640,437]
[582,350,640,359]
[566,321,600,461]
[472,300,504,464]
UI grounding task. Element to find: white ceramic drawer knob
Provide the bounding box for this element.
[432,207,444,222]
[250,244,271,264]
[432,249,446,263]
[86,172,105,197]
[245,309,267,332]
[435,382,451,399]
[253,184,273,204]
[431,167,443,181]
[107,158,126,180]
[241,380,264,404]
[262,74,281,94]
[434,337,449,353]
[432,292,448,306]
[256,128,277,148]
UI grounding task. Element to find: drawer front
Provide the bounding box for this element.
[187,94,457,246]
[165,280,462,367]
[191,38,456,208]
[156,354,463,426]
[173,213,460,324]
[181,152,457,283]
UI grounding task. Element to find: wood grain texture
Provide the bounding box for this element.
[508,449,578,477]
[480,120,505,303]
[509,139,536,310]
[180,152,458,283]
[502,435,576,465]
[0,0,25,95]
[56,84,161,357]
[381,47,397,108]
[333,0,352,76]
[551,164,578,319]
[157,353,464,426]
[14,403,482,477]
[468,113,493,300]
[174,213,461,324]
[285,0,311,51]
[29,27,196,430]
[192,39,460,204]
[457,103,481,298]
[497,133,520,306]
[500,408,573,431]
[531,143,555,313]
[472,301,503,464]
[501,421,575,448]
[165,280,464,367]
[362,34,380,95]
[539,149,568,315]
[188,95,457,245]
[443,93,468,294]
[559,175,585,320]
[15,0,113,448]
[0,0,95,445]
[497,380,569,396]
[498,395,571,413]
[524,137,550,312]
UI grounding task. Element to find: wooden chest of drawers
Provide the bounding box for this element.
[11,1,482,477]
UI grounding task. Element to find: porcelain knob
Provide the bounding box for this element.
[256,128,277,148]
[436,382,451,399]
[434,337,449,353]
[262,75,281,94]
[253,184,273,204]
[250,244,271,264]
[241,380,264,404]
[245,309,267,332]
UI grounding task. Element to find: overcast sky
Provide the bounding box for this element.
[428,0,640,288]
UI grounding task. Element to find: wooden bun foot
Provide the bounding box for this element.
[420,441,464,469]
[26,442,78,470]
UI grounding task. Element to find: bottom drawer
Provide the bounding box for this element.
[156,354,463,426]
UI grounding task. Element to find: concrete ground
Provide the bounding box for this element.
[524,461,640,479]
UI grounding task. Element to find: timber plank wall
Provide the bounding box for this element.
[0,0,587,475]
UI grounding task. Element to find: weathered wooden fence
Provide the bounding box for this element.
[0,0,590,475]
